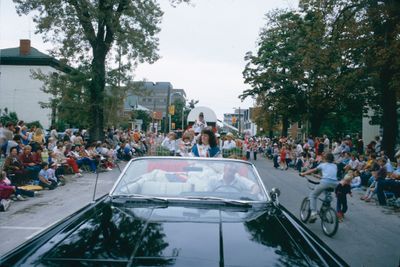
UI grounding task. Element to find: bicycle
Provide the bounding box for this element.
[299,174,339,237]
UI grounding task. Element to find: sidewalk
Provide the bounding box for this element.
[0,165,124,256]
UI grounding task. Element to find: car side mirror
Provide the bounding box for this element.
[270,187,281,202]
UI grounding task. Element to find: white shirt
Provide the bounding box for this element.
[210,174,255,192]
[223,140,236,150]
[196,144,210,157]
[162,137,176,152]
[317,163,338,184]
[296,144,303,156]
[351,176,361,188]
[324,138,330,147]
[347,159,360,170]
[193,119,207,133]
[50,129,58,140]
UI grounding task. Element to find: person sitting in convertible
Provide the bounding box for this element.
[209,164,260,195]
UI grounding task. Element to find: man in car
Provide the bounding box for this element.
[210,164,260,195]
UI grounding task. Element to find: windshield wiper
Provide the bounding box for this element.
[184,196,253,207]
[111,194,168,203]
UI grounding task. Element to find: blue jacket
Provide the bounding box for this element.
[192,144,220,158]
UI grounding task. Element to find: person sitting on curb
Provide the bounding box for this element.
[47,162,66,186]
[360,163,380,202]
[19,145,41,179]
[0,171,36,201]
[38,162,57,190]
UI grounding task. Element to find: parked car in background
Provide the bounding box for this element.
[1,157,348,266]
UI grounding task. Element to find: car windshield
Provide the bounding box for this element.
[111,157,267,202]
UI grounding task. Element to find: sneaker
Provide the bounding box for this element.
[106,167,112,171]
[0,199,11,211]
[16,195,26,201]
[74,173,83,178]
[309,212,318,223]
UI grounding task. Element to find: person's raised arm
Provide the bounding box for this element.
[300,168,317,177]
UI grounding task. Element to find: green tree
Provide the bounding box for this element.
[187,99,199,109]
[242,3,371,139]
[14,0,189,141]
[131,110,152,131]
[0,109,19,126]
[241,10,309,136]
[327,0,400,158]
[32,67,91,129]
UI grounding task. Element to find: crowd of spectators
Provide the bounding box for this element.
[155,127,399,211]
[1,118,399,213]
[0,121,148,211]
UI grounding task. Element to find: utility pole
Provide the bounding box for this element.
[164,85,171,133]
[238,107,241,135]
[152,98,156,133]
[181,107,184,130]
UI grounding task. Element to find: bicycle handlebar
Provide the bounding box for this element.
[299,173,321,185]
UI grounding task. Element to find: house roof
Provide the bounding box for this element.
[0,47,52,58]
[0,47,72,73]
[124,94,150,111]
[133,81,173,91]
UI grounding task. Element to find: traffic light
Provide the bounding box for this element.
[232,116,237,124]
[169,105,175,115]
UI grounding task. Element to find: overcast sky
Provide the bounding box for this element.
[0,0,297,119]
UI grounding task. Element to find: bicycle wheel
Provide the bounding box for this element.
[299,197,311,223]
[320,206,338,237]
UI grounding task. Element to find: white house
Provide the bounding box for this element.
[0,40,69,129]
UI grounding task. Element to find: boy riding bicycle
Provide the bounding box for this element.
[300,152,338,222]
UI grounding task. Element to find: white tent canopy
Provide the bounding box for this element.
[187,106,218,123]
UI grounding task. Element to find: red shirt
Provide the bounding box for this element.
[32,152,43,164]
[19,153,38,167]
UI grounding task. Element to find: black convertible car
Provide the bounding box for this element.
[1,157,348,266]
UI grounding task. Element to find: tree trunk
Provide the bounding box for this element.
[369,1,399,159]
[51,101,57,127]
[281,116,289,137]
[380,66,398,159]
[269,129,273,138]
[89,46,107,142]
[310,112,323,137]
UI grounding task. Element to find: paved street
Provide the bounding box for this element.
[1,158,399,266]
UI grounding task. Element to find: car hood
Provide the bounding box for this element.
[7,198,342,267]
